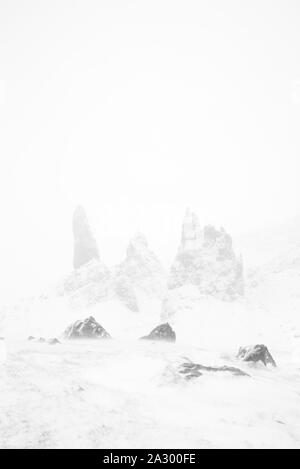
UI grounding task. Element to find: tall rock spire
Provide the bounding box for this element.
[181,207,202,250]
[72,206,100,269]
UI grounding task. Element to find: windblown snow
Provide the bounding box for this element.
[1,209,300,449]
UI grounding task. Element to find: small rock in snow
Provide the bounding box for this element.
[140,323,176,343]
[47,338,61,345]
[237,344,277,367]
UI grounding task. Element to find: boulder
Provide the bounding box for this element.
[237,344,277,367]
[47,338,61,345]
[27,336,45,343]
[141,323,176,343]
[64,316,111,340]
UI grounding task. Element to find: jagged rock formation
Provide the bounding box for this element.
[73,206,100,269]
[61,218,166,312]
[64,316,111,340]
[141,322,176,342]
[115,233,167,300]
[179,361,250,379]
[168,209,244,300]
[237,344,277,367]
[111,232,167,311]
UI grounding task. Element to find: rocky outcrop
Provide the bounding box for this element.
[179,361,250,379]
[168,209,244,300]
[64,316,111,340]
[62,259,111,309]
[141,323,176,342]
[115,233,167,303]
[61,219,166,311]
[73,206,100,270]
[58,206,112,309]
[237,344,277,367]
[114,273,139,312]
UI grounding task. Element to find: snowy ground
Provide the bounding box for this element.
[1,331,300,449]
[1,253,300,449]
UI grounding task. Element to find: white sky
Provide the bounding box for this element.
[0,0,300,300]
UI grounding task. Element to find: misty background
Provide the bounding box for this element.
[0,0,300,301]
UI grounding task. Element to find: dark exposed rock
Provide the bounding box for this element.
[47,338,61,345]
[73,206,100,270]
[237,344,277,367]
[179,361,250,380]
[64,316,111,340]
[141,323,176,343]
[38,337,46,343]
[28,336,35,341]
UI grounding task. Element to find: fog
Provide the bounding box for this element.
[0,0,300,300]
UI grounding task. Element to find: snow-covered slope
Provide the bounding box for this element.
[0,292,163,342]
[0,338,6,363]
[1,337,300,449]
[236,215,300,268]
[1,210,300,448]
[234,216,300,370]
[60,259,112,309]
[236,216,300,327]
